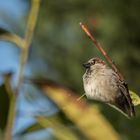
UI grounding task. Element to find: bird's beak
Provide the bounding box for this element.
[83,63,91,69]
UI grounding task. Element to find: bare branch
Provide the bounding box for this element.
[80,22,125,82]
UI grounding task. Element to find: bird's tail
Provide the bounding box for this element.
[109,94,135,118]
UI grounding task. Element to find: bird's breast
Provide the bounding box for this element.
[83,71,118,102]
[83,74,100,99]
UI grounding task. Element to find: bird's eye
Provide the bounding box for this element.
[83,63,91,69]
[91,60,96,65]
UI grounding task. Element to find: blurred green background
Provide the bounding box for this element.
[0,0,140,140]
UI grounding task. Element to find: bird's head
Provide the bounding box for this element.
[83,57,106,70]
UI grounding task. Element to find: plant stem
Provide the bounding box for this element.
[4,95,16,140]
[4,1,41,140]
[16,0,40,92]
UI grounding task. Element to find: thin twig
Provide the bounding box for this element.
[80,22,125,82]
[77,93,86,101]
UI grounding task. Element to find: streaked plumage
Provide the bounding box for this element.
[83,57,135,118]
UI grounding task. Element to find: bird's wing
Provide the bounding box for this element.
[117,80,135,117]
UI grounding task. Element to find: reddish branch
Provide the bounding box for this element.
[80,22,125,82]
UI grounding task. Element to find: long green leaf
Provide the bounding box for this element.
[30,78,121,140]
[36,116,80,140]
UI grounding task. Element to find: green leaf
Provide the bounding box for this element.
[19,122,44,135]
[36,116,80,140]
[20,114,80,140]
[129,90,140,106]
[30,78,121,140]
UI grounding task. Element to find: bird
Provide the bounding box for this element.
[82,57,135,118]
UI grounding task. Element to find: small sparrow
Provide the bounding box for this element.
[83,57,135,118]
